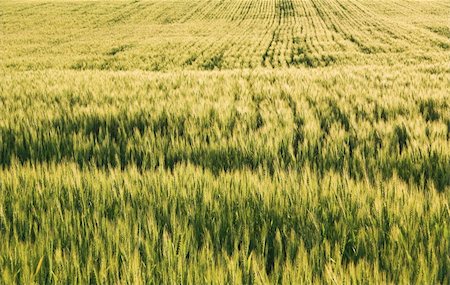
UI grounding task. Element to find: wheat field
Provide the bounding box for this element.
[0,0,450,284]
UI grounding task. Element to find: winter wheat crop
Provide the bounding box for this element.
[0,0,449,284]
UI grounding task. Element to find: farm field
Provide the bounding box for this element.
[0,0,450,284]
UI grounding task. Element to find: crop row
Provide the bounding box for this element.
[1,0,449,71]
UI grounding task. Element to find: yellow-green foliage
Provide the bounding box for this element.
[0,164,449,284]
[1,0,449,70]
[0,0,449,284]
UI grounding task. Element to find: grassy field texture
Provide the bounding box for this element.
[0,0,450,284]
[2,0,450,70]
